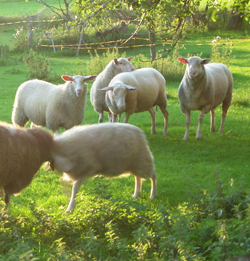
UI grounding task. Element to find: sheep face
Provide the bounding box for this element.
[178,56,210,79]
[62,75,97,97]
[102,82,136,112]
[113,57,135,73]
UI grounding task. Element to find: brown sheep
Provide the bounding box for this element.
[0,121,53,207]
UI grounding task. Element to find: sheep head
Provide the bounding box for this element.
[61,75,97,97]
[178,56,210,79]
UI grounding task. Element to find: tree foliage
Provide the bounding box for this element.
[207,0,250,23]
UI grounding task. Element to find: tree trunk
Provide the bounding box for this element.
[227,14,243,29]
[148,27,156,61]
[76,24,87,56]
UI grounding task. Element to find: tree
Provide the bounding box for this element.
[36,0,74,31]
[74,0,198,61]
[207,0,250,29]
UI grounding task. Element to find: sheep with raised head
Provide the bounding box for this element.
[12,75,97,134]
[101,68,169,136]
[178,56,233,140]
[90,57,135,123]
[51,122,156,212]
[0,121,53,207]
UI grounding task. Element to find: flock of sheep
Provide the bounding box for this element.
[0,55,233,212]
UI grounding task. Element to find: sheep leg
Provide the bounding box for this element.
[67,177,84,212]
[132,176,142,198]
[148,108,156,134]
[219,103,229,134]
[149,169,157,199]
[124,113,131,123]
[98,112,103,123]
[108,112,113,122]
[210,110,216,132]
[219,111,227,134]
[118,114,122,122]
[111,114,117,123]
[196,111,205,140]
[4,192,10,208]
[160,107,169,136]
[183,111,191,140]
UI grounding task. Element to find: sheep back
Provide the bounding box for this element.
[106,68,167,114]
[53,122,155,181]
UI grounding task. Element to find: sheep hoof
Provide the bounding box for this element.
[149,194,156,200]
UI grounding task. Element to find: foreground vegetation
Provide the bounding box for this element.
[0,1,250,260]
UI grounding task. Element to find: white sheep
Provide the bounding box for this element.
[12,75,97,134]
[90,57,135,123]
[178,56,233,140]
[101,68,169,135]
[51,122,156,212]
[0,121,53,207]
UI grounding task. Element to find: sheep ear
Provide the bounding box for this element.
[178,58,188,64]
[62,75,73,82]
[101,86,115,92]
[114,59,119,65]
[84,75,97,81]
[127,57,132,61]
[125,85,137,91]
[202,59,210,65]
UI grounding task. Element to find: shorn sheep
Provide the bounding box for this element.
[178,56,233,140]
[0,121,53,207]
[51,123,156,212]
[101,68,169,135]
[12,75,97,134]
[90,57,135,123]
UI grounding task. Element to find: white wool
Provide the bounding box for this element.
[101,68,169,135]
[52,122,156,212]
[90,57,135,123]
[12,75,96,133]
[178,56,233,140]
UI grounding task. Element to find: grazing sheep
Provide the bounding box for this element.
[12,75,97,134]
[101,68,169,135]
[178,56,233,140]
[0,121,53,207]
[51,123,156,212]
[90,57,135,123]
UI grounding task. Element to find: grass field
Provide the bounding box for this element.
[0,2,250,260]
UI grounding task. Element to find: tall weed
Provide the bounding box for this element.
[211,36,234,66]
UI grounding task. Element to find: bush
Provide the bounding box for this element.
[86,48,127,75]
[23,49,51,80]
[12,27,30,53]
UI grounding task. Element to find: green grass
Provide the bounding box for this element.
[0,7,250,260]
[0,0,59,17]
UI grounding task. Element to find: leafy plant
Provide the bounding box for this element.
[23,49,51,80]
[12,27,30,53]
